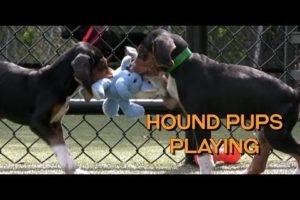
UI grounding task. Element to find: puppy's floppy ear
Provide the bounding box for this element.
[153,35,176,68]
[71,53,93,95]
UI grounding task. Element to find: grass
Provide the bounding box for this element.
[0,115,300,174]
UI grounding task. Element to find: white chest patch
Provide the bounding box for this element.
[50,87,79,123]
[50,97,71,123]
[144,74,180,101]
[145,75,167,97]
[166,75,180,101]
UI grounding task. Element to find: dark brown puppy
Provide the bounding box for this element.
[0,42,113,174]
[131,28,300,174]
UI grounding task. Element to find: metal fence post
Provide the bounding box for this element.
[184,26,208,165]
[186,26,207,54]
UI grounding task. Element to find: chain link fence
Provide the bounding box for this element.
[0,26,300,166]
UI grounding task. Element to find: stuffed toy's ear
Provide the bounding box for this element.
[120,55,132,71]
[113,55,132,76]
[114,49,137,75]
[91,78,112,99]
[125,46,138,60]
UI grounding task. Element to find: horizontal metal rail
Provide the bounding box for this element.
[68,99,180,115]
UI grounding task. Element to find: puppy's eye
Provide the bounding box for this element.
[133,79,137,83]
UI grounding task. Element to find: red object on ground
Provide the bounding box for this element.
[194,145,241,165]
[213,145,241,164]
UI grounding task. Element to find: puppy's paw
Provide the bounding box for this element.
[197,154,215,174]
[74,168,89,174]
[293,168,300,174]
[240,169,250,174]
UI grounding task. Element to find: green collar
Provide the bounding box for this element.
[166,47,192,74]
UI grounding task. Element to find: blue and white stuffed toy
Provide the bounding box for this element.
[81,47,156,118]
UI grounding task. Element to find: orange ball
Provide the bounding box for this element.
[213,145,241,164]
[193,145,241,166]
